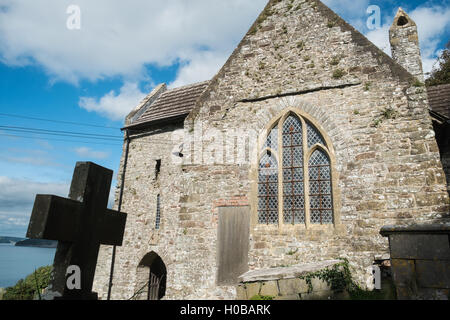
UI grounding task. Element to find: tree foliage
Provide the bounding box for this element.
[426,41,450,86]
[2,265,52,300]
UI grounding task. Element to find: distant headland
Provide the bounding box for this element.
[0,236,25,245]
[0,236,57,248]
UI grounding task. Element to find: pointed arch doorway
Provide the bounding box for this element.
[135,252,167,300]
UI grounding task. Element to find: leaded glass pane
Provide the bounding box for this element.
[258,152,278,225]
[308,149,333,225]
[263,125,278,152]
[307,121,326,148]
[282,114,305,225]
[155,194,161,230]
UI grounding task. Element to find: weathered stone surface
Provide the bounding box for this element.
[259,281,279,297]
[388,234,450,260]
[278,278,309,295]
[415,260,450,289]
[311,277,331,292]
[390,8,424,82]
[239,260,341,282]
[274,294,300,300]
[391,259,416,288]
[382,224,450,300]
[236,284,247,300]
[93,0,450,300]
[245,282,261,299]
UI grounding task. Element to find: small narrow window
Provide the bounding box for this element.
[397,16,408,26]
[155,160,161,179]
[155,194,161,230]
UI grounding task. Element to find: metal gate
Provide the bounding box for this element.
[147,272,161,300]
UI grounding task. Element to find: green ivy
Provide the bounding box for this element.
[298,259,357,294]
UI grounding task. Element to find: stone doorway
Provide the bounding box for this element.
[135,252,167,300]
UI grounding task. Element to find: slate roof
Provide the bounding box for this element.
[427,84,450,119]
[127,81,210,128]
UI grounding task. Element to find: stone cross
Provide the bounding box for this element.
[26,162,127,300]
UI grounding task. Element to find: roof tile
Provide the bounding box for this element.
[427,84,450,119]
[129,81,210,127]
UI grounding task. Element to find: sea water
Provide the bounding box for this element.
[0,244,56,288]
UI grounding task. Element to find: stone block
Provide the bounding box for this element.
[310,277,331,292]
[391,259,416,287]
[300,290,332,300]
[388,234,450,260]
[259,281,279,297]
[236,284,247,300]
[274,294,300,300]
[278,278,309,295]
[415,260,450,289]
[245,282,261,299]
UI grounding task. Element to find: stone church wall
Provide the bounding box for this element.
[94,122,188,300]
[179,0,449,298]
[94,0,450,300]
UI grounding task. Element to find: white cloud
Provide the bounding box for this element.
[322,0,370,17]
[0,0,267,84]
[0,147,63,167]
[169,51,229,88]
[365,24,391,55]
[79,82,146,121]
[73,146,110,160]
[0,176,69,215]
[322,0,370,29]
[0,175,116,236]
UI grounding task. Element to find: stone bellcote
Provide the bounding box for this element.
[389,8,424,82]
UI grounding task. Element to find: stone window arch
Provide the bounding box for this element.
[134,252,167,300]
[256,109,338,228]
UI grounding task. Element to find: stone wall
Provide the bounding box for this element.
[381,224,450,300]
[94,0,450,300]
[236,260,346,300]
[93,122,189,300]
[180,0,449,298]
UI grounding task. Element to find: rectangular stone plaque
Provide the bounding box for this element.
[217,206,250,285]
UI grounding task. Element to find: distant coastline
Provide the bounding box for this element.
[15,239,57,248]
[0,236,57,248]
[0,236,25,245]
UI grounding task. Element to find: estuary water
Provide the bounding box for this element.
[0,243,56,288]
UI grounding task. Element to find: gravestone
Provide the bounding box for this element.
[27,162,127,300]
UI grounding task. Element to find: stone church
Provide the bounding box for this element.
[93,0,450,300]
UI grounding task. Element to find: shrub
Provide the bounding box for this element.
[332,69,346,79]
[2,266,52,300]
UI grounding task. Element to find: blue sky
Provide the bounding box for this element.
[0,0,449,237]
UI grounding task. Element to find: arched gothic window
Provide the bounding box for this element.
[257,112,335,226]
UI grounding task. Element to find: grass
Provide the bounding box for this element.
[250,294,275,300]
[332,69,346,79]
